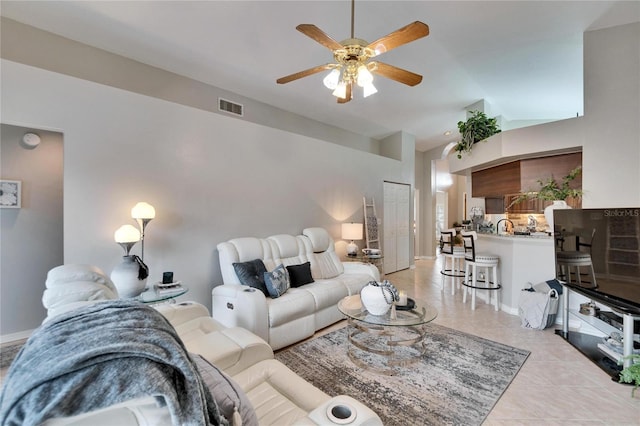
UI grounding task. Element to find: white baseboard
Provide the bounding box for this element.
[1,329,34,344]
[415,256,436,260]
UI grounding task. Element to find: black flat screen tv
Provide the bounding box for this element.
[553,207,640,315]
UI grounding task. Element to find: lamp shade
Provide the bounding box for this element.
[114,225,141,243]
[362,82,378,98]
[342,223,363,241]
[356,65,374,87]
[323,69,340,90]
[131,202,155,220]
[332,82,347,99]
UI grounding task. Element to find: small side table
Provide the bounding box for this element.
[345,254,385,278]
[135,285,188,304]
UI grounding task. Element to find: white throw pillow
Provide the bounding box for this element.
[311,251,344,279]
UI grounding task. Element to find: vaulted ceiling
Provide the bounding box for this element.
[2,1,639,152]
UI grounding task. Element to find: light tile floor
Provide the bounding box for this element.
[384,258,640,425]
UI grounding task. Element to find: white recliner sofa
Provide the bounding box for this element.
[213,227,379,350]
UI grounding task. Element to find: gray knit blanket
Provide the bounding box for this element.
[0,300,227,426]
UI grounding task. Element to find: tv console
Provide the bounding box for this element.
[556,282,640,378]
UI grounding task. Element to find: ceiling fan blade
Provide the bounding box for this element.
[372,62,423,86]
[367,21,429,56]
[337,83,352,103]
[276,64,333,84]
[296,24,343,51]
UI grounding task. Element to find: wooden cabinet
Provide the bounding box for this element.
[485,197,505,214]
[505,194,544,213]
[520,153,582,192]
[472,161,520,197]
[472,152,583,213]
[504,195,581,213]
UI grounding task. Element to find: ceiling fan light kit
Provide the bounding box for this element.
[277,0,429,103]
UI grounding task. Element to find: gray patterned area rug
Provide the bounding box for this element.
[275,324,529,426]
[0,342,24,369]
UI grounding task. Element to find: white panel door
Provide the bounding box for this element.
[396,184,411,270]
[383,182,397,274]
[383,181,411,274]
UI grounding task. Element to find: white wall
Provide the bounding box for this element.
[583,22,640,207]
[0,124,63,337]
[1,59,414,337]
[421,21,640,258]
[449,22,640,208]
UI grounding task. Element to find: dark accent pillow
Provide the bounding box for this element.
[264,264,290,298]
[232,259,268,295]
[286,262,314,287]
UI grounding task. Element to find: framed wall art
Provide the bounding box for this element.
[0,180,22,208]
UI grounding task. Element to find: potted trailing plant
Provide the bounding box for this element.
[454,110,501,159]
[619,354,640,397]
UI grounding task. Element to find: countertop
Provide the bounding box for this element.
[477,232,553,240]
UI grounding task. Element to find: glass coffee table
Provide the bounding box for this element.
[337,294,438,375]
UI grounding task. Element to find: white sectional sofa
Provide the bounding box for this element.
[160,302,382,426]
[2,262,382,425]
[23,302,381,426]
[213,227,379,350]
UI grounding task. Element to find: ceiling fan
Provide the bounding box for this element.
[276,0,429,103]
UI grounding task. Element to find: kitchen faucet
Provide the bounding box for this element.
[496,218,514,234]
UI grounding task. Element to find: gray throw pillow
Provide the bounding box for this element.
[192,354,258,426]
[232,259,268,295]
[264,264,290,298]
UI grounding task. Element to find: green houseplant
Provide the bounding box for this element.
[454,110,501,159]
[619,354,640,397]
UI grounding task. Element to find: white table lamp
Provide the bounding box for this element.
[114,224,140,256]
[342,223,363,257]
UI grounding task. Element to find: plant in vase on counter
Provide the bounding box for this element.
[454,110,501,159]
[509,166,583,205]
[507,166,583,232]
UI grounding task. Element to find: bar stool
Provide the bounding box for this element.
[439,229,465,295]
[556,228,597,287]
[461,231,501,310]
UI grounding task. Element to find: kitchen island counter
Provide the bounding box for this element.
[476,233,556,315]
[477,232,553,240]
